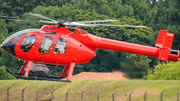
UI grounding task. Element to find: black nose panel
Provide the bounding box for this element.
[1,40,16,56]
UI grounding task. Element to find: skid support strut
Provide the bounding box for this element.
[19,61,28,74]
[24,60,33,77]
[67,62,76,80]
[61,65,69,77]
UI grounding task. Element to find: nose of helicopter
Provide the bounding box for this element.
[0,39,16,56]
[0,29,29,56]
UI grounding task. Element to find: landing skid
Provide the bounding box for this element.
[6,68,71,82]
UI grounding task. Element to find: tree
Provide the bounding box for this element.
[125,54,152,78]
[143,60,180,80]
[0,66,16,80]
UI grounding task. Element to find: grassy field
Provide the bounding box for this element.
[0,80,180,101]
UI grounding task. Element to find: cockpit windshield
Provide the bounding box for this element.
[7,29,29,40]
[1,29,40,56]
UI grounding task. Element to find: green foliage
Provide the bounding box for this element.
[125,54,152,78]
[127,54,152,70]
[0,66,15,80]
[143,60,180,80]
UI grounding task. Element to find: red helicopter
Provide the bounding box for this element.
[0,14,179,82]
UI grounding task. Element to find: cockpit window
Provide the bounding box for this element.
[68,27,76,33]
[54,38,67,54]
[79,29,89,35]
[39,36,53,54]
[8,29,29,40]
[21,35,36,52]
[45,31,56,34]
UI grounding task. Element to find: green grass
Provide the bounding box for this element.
[0,80,180,101]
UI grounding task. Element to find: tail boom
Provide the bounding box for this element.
[95,30,179,61]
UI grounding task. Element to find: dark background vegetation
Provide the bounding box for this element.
[0,0,179,79]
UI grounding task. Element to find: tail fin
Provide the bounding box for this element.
[155,30,177,61]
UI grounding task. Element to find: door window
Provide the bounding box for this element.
[54,38,67,54]
[21,35,36,52]
[39,36,53,54]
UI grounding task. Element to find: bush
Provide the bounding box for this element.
[0,66,16,80]
[143,60,180,80]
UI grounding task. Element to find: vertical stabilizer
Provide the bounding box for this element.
[155,30,175,61]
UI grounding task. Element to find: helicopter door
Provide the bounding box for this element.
[54,38,67,54]
[39,36,53,54]
[21,35,36,52]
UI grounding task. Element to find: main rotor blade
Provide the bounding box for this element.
[86,24,146,27]
[29,13,56,21]
[0,16,18,19]
[1,15,145,28]
[6,18,57,24]
[64,23,96,26]
[71,20,118,24]
[64,23,146,27]
[0,15,58,24]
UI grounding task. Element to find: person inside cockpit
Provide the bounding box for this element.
[21,35,36,52]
